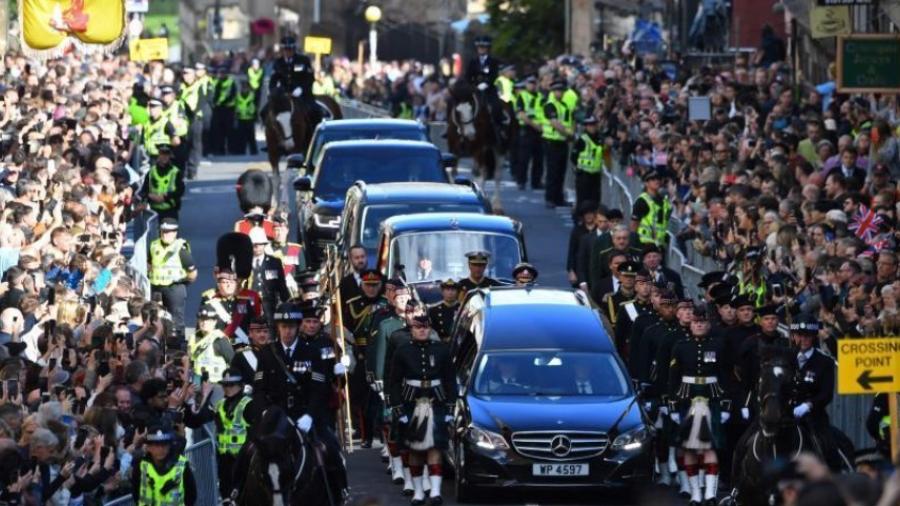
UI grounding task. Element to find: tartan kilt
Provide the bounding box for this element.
[674,395,725,450]
[399,398,450,451]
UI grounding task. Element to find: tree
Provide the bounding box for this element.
[486,0,564,64]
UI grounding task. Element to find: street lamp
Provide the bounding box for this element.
[365,5,382,67]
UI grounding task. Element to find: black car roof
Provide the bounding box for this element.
[320,139,438,152]
[356,182,483,205]
[316,119,426,131]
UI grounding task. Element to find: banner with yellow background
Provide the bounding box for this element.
[21,0,125,58]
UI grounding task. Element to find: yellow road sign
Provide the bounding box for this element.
[304,36,332,55]
[129,38,169,62]
[837,337,900,394]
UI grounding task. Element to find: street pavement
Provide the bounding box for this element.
[178,152,661,505]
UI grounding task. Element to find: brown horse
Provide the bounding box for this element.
[446,80,516,213]
[264,94,343,174]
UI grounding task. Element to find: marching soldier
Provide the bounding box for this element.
[270,216,305,289]
[214,368,259,499]
[234,169,276,240]
[201,267,262,347]
[428,280,460,342]
[570,116,606,209]
[247,227,290,328]
[457,251,501,300]
[148,218,197,342]
[601,260,639,326]
[627,282,664,378]
[132,425,197,506]
[613,267,653,359]
[387,311,456,506]
[631,166,671,248]
[512,262,538,286]
[668,307,732,506]
[141,143,185,220]
[188,305,234,383]
[230,316,270,384]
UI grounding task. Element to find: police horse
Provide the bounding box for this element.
[263,92,342,180]
[446,79,516,214]
[238,406,341,506]
[725,349,853,506]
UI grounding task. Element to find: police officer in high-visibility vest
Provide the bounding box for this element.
[189,304,235,383]
[131,426,197,506]
[141,143,185,220]
[513,76,543,190]
[194,63,215,158]
[631,167,671,248]
[247,58,264,105]
[149,218,197,341]
[570,116,605,211]
[495,64,516,104]
[233,80,258,156]
[542,80,574,208]
[211,67,236,155]
[179,67,204,180]
[161,85,190,172]
[142,99,178,167]
[215,368,259,499]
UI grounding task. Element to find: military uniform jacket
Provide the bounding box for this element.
[387,338,456,411]
[252,337,334,421]
[613,299,652,359]
[343,295,386,344]
[633,317,677,388]
[428,301,459,341]
[736,331,789,409]
[457,276,501,301]
[200,288,263,343]
[668,336,732,402]
[602,288,635,327]
[366,313,406,383]
[248,255,290,322]
[792,348,835,420]
[231,345,263,384]
[627,311,660,379]
[652,323,691,398]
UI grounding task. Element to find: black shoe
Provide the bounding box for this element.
[704,500,717,506]
[360,440,372,449]
[392,476,403,483]
[402,488,414,496]
[411,499,426,506]
[679,491,691,499]
[689,502,701,506]
[429,496,443,505]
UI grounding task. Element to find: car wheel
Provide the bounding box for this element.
[453,448,477,503]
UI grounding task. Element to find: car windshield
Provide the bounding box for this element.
[472,351,629,397]
[314,150,446,200]
[308,129,428,164]
[388,231,521,282]
[361,204,485,248]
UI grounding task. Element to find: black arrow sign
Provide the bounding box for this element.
[857,370,894,390]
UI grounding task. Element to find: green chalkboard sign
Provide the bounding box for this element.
[837,35,900,93]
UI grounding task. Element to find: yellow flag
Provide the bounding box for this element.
[22,0,125,56]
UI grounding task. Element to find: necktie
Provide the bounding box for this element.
[798,353,807,369]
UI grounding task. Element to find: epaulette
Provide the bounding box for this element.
[346,295,362,304]
[619,299,635,306]
[201,288,216,299]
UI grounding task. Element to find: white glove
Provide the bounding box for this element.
[793,403,811,419]
[659,405,669,416]
[398,415,409,424]
[670,412,681,424]
[292,87,303,98]
[721,412,731,423]
[444,415,453,423]
[741,408,750,420]
[643,402,652,412]
[334,363,347,375]
[370,380,383,393]
[477,82,488,91]
[297,414,313,433]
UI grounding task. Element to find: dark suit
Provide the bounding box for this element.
[252,338,334,422]
[249,255,290,326]
[465,54,499,88]
[649,267,684,299]
[826,165,867,192]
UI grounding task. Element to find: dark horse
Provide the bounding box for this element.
[264,93,342,171]
[446,80,516,213]
[725,348,853,506]
[238,406,339,506]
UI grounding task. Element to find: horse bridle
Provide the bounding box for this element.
[452,93,481,127]
[751,425,804,462]
[250,426,309,497]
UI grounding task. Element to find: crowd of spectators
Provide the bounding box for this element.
[0,53,212,505]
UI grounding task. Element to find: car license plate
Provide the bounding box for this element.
[532,463,589,476]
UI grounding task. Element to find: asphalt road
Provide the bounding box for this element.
[176,150,664,505]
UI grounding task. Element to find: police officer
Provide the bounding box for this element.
[230,316,270,384]
[790,315,838,469]
[542,80,574,208]
[142,142,185,220]
[614,267,653,359]
[189,305,234,383]
[247,227,290,328]
[457,251,501,299]
[668,307,731,506]
[465,36,504,133]
[512,262,538,286]
[131,426,197,506]
[247,58,264,104]
[269,35,319,128]
[387,311,455,505]
[148,218,197,340]
[736,304,787,420]
[161,85,189,170]
[428,280,460,342]
[602,260,639,327]
[211,67,236,155]
[513,75,544,190]
[179,66,205,180]
[214,368,258,499]
[495,64,516,103]
[570,116,605,209]
[233,80,258,156]
[631,167,671,248]
[143,99,178,167]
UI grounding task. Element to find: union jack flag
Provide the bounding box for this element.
[849,204,883,241]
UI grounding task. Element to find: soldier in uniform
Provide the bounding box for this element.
[271,216,304,296]
[246,227,290,327]
[668,307,732,506]
[428,279,460,342]
[208,233,265,346]
[613,267,653,359]
[789,315,838,470]
[188,304,234,383]
[387,311,456,505]
[627,282,663,378]
[230,316,270,384]
[512,262,538,286]
[457,251,501,300]
[602,260,639,327]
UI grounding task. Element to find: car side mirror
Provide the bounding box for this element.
[293,176,312,192]
[441,153,458,168]
[286,154,305,169]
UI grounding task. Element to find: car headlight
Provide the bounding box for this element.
[468,425,509,450]
[313,213,341,229]
[611,425,649,452]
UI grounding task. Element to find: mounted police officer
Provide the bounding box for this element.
[142,142,185,220]
[457,251,501,300]
[668,307,732,506]
[214,368,259,499]
[631,167,671,248]
[614,267,653,359]
[736,304,787,421]
[189,304,234,383]
[230,316,270,384]
[427,279,460,342]
[388,311,456,505]
[268,35,321,140]
[570,116,605,209]
[131,425,197,506]
[465,36,505,136]
[148,218,197,343]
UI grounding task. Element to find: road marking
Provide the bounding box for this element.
[189,184,234,194]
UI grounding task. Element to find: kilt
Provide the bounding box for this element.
[674,396,725,450]
[400,397,450,451]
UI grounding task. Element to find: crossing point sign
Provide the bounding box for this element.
[837,337,900,394]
